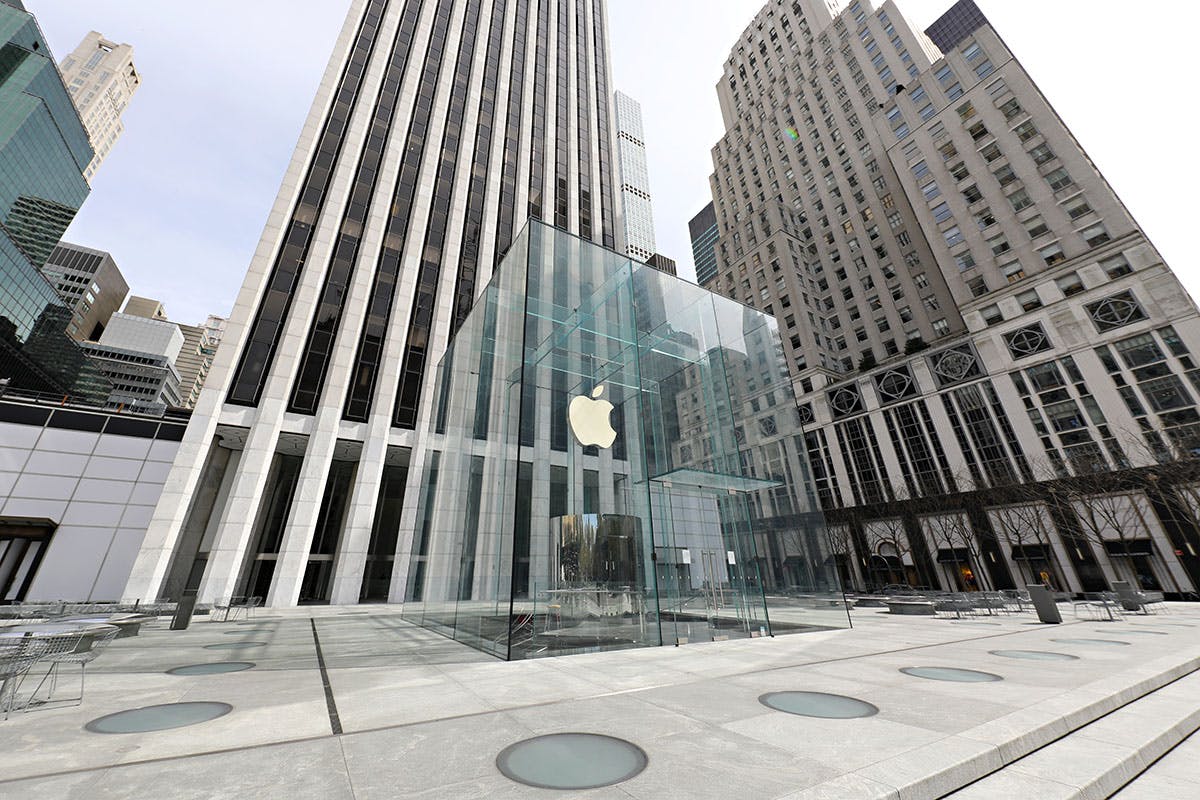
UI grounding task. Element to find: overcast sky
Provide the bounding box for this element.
[30,0,1200,325]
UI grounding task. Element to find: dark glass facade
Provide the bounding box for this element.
[226,0,392,407]
[227,0,619,433]
[688,201,720,287]
[0,4,110,404]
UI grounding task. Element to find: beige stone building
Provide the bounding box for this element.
[704,0,1200,597]
[58,31,141,182]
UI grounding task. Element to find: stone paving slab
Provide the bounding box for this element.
[0,604,1198,798]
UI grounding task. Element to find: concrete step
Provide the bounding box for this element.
[1110,727,1200,799]
[784,652,1200,800]
[944,670,1200,799]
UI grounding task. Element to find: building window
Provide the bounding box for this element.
[1028,143,1055,166]
[1055,272,1084,296]
[975,207,998,229]
[944,225,964,246]
[1017,289,1042,311]
[1062,194,1092,220]
[1045,167,1073,192]
[1005,324,1052,359]
[1140,375,1194,412]
[988,235,1011,256]
[1087,291,1148,333]
[1013,120,1038,143]
[1008,188,1033,212]
[1023,216,1049,238]
[981,304,1003,326]
[929,344,980,386]
[932,318,950,336]
[968,276,988,297]
[1081,223,1111,247]
[829,385,864,417]
[993,165,1018,186]
[875,366,917,403]
[962,184,983,203]
[1101,254,1132,279]
[980,142,1002,162]
[1039,243,1066,266]
[954,251,976,271]
[1000,98,1023,120]
[1113,333,1164,368]
[1002,261,1025,283]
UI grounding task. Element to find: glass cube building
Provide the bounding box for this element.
[402,221,848,659]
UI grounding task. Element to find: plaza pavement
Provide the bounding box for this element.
[1,602,1198,799]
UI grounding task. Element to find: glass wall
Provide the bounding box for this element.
[0,5,110,404]
[403,221,847,659]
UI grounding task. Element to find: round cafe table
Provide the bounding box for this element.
[0,622,116,637]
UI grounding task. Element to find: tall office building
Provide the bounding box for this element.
[645,252,677,276]
[39,242,130,341]
[58,31,140,182]
[81,311,184,413]
[126,0,621,608]
[0,1,111,404]
[613,90,655,261]
[173,323,218,410]
[703,0,1200,596]
[121,298,220,410]
[688,201,720,286]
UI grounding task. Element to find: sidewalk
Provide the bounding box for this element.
[1,603,1197,798]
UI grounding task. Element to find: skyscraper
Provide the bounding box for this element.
[39,242,129,341]
[703,0,1200,596]
[126,0,620,608]
[688,201,719,286]
[613,90,655,261]
[0,2,111,404]
[58,31,140,182]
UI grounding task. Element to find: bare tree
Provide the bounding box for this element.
[861,515,912,590]
[1052,472,1149,590]
[986,493,1068,590]
[824,523,862,592]
[921,511,990,591]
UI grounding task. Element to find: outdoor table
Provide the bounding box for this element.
[61,615,151,638]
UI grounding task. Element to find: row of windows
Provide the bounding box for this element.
[226,0,390,407]
[289,0,442,417]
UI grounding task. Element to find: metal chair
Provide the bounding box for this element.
[212,597,238,622]
[1,638,40,720]
[2,631,84,714]
[26,626,119,708]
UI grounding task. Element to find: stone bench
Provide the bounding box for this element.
[885,600,936,616]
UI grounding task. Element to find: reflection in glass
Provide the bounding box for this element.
[402,221,848,659]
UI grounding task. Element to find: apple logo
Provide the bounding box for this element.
[568,385,617,448]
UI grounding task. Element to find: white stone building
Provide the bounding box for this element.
[123,0,623,609]
[613,90,656,262]
[58,31,140,182]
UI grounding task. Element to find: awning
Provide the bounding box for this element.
[1103,539,1154,556]
[936,547,973,564]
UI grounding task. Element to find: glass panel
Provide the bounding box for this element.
[404,221,848,659]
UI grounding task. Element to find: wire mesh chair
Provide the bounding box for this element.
[1,638,40,720]
[1,631,84,715]
[26,626,119,707]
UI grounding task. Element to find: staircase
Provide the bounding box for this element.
[786,652,1200,799]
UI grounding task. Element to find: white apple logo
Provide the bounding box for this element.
[568,385,617,448]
